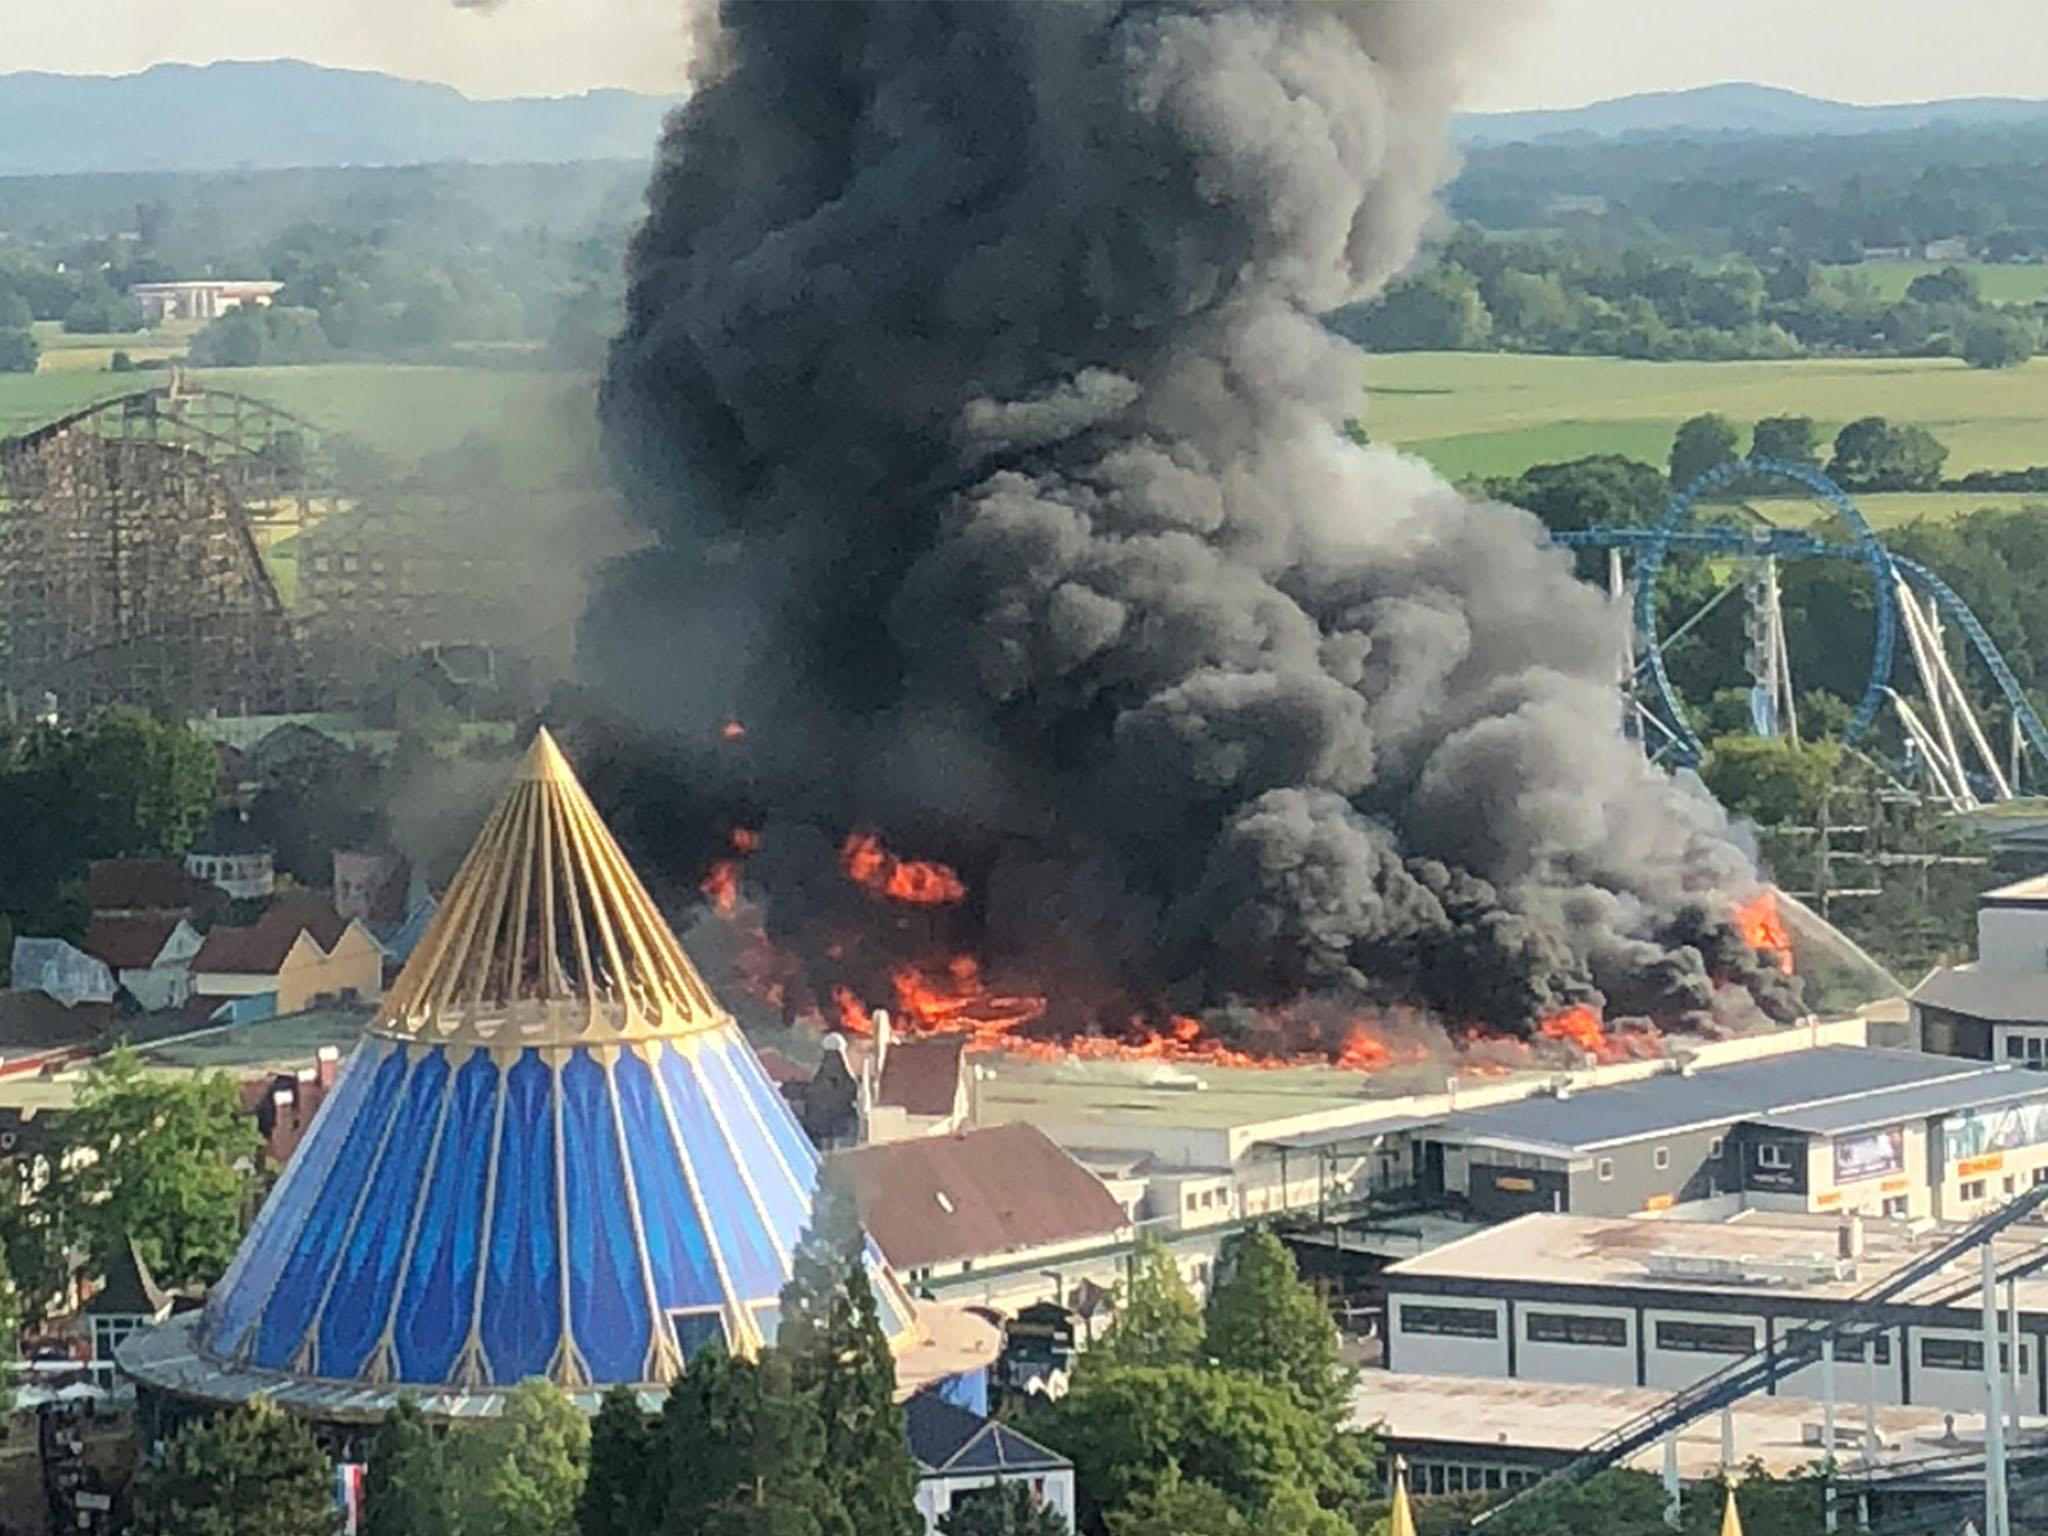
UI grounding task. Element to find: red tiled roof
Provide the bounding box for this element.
[86,860,196,915]
[876,1038,966,1117]
[836,1123,1128,1271]
[82,916,183,972]
[193,894,355,977]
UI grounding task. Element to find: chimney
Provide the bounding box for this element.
[1839,1211,1866,1262]
[315,1045,340,1089]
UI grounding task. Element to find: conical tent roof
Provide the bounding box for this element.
[194,729,916,1395]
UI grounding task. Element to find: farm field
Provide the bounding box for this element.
[0,360,600,487]
[1821,260,2048,305]
[1363,351,2048,484]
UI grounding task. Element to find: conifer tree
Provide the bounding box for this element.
[133,1398,340,1536]
[363,1399,453,1536]
[1088,1235,1201,1370]
[779,1170,921,1536]
[578,1385,655,1536]
[656,1342,841,1536]
[1202,1227,1353,1427]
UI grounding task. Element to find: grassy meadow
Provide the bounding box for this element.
[1363,352,2048,489]
[1821,260,2048,305]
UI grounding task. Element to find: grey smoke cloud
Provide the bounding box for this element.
[592,0,1798,1039]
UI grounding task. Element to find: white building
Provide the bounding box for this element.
[1916,875,2048,1068]
[1381,1209,2048,1418]
[905,1393,1075,1535]
[128,280,283,324]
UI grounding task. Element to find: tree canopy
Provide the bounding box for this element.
[133,1399,340,1536]
[1087,1236,1203,1371]
[57,1046,261,1290]
[1202,1228,1354,1428]
[940,1483,1072,1536]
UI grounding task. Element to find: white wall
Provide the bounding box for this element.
[1909,1325,2036,1415]
[916,1470,1075,1535]
[1388,1298,1509,1377]
[1515,1302,1637,1387]
[1777,1328,1904,1405]
[1980,907,2048,974]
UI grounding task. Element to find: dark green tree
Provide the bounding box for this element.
[1343,266,1492,351]
[1668,413,1738,490]
[1105,1468,1246,1536]
[1827,417,1948,491]
[780,1169,921,1536]
[939,1482,1071,1536]
[1486,455,1667,534]
[1088,1235,1202,1370]
[1748,415,1819,464]
[1700,736,1843,825]
[1961,313,2036,369]
[656,1344,840,1536]
[1201,1228,1353,1428]
[450,1379,590,1536]
[578,1385,657,1536]
[1027,1364,1345,1528]
[1904,264,1980,306]
[133,1398,340,1536]
[0,327,36,374]
[56,1046,261,1288]
[363,1399,454,1536]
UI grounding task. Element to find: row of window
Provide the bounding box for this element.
[1403,1461,1545,1498]
[1400,1305,2028,1373]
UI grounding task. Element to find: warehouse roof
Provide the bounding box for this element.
[1436,1047,1992,1154]
[1911,965,2048,1025]
[1754,1068,2048,1136]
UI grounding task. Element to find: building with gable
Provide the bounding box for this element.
[904,1392,1074,1534]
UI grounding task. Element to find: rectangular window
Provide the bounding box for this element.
[1922,1339,2029,1373]
[1656,1320,1757,1356]
[1833,1333,1892,1366]
[1758,1144,1792,1170]
[2010,1036,2028,1060]
[1708,1138,1725,1160]
[1526,1311,1627,1348]
[1401,1304,1499,1339]
[1654,1146,1671,1171]
[1598,1158,1615,1182]
[1962,1179,1987,1202]
[1883,1196,1910,1217]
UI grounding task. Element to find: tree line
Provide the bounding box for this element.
[1338,229,2040,367]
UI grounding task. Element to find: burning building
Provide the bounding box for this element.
[117,731,994,1429]
[585,0,1799,1065]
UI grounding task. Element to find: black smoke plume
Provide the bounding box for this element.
[591,0,1802,1041]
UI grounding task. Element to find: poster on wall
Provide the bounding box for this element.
[1832,1127,1904,1184]
[1943,1100,2048,1164]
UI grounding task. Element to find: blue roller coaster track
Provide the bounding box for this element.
[1552,455,2048,774]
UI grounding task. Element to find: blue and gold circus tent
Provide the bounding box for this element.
[191,728,916,1396]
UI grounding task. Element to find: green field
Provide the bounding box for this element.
[1363,352,2048,484]
[1821,260,2048,305]
[0,361,600,487]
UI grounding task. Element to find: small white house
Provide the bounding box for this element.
[82,916,202,1012]
[905,1394,1075,1535]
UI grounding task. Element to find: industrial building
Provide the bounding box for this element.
[127,280,283,324]
[1916,874,2048,1067]
[1381,1209,2048,1416]
[1422,1045,2048,1224]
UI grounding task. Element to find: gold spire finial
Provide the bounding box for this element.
[373,726,732,1049]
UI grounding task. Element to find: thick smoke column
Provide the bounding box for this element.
[595,0,1800,1038]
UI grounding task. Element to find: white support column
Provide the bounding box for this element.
[1662,1433,1681,1530]
[1985,1243,2009,1536]
[2009,1277,2025,1438]
[1720,1405,1735,1475]
[1822,1336,1838,1534]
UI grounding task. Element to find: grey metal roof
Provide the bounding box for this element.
[1436,1048,1998,1154]
[1911,965,2048,1025]
[1262,1115,1442,1152]
[1754,1071,2048,1136]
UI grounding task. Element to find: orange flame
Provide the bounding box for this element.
[830,986,873,1036]
[1734,890,1795,974]
[1538,1003,1663,1064]
[840,832,968,905]
[698,827,761,916]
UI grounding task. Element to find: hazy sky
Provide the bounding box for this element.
[12,0,2048,111]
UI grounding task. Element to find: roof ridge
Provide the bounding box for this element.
[373,727,731,1047]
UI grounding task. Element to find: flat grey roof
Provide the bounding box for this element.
[1263,1115,1442,1151]
[1755,1071,2048,1136]
[1911,965,2048,1025]
[1435,1047,1994,1153]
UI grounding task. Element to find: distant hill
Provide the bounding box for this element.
[0,59,675,175]
[1456,82,2048,146]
